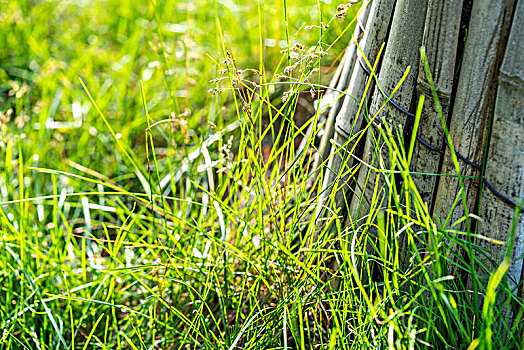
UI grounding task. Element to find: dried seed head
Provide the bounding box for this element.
[295,43,306,50]
[335,11,347,19]
[337,4,347,11]
[208,121,217,130]
[282,89,294,102]
[283,62,299,74]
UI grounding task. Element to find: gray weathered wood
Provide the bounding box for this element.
[433,0,515,231]
[312,0,396,291]
[313,0,521,307]
[317,0,396,214]
[410,0,463,208]
[349,0,429,220]
[478,0,524,288]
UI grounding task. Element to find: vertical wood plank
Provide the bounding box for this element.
[433,0,515,231]
[349,0,428,220]
[316,0,396,214]
[411,0,463,207]
[479,0,524,287]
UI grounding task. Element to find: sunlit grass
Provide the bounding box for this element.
[1,0,523,349]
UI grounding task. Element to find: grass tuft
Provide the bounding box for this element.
[0,1,522,349]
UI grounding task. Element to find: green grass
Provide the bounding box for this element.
[1,0,523,349]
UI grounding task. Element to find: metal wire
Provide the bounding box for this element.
[354,56,521,210]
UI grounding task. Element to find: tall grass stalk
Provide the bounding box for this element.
[0,2,522,349]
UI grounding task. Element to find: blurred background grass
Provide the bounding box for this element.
[1,0,353,178]
[0,1,360,347]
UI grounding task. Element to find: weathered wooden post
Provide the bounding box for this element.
[410,0,463,208]
[314,0,523,297]
[348,0,429,222]
[477,0,523,291]
[433,0,516,234]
